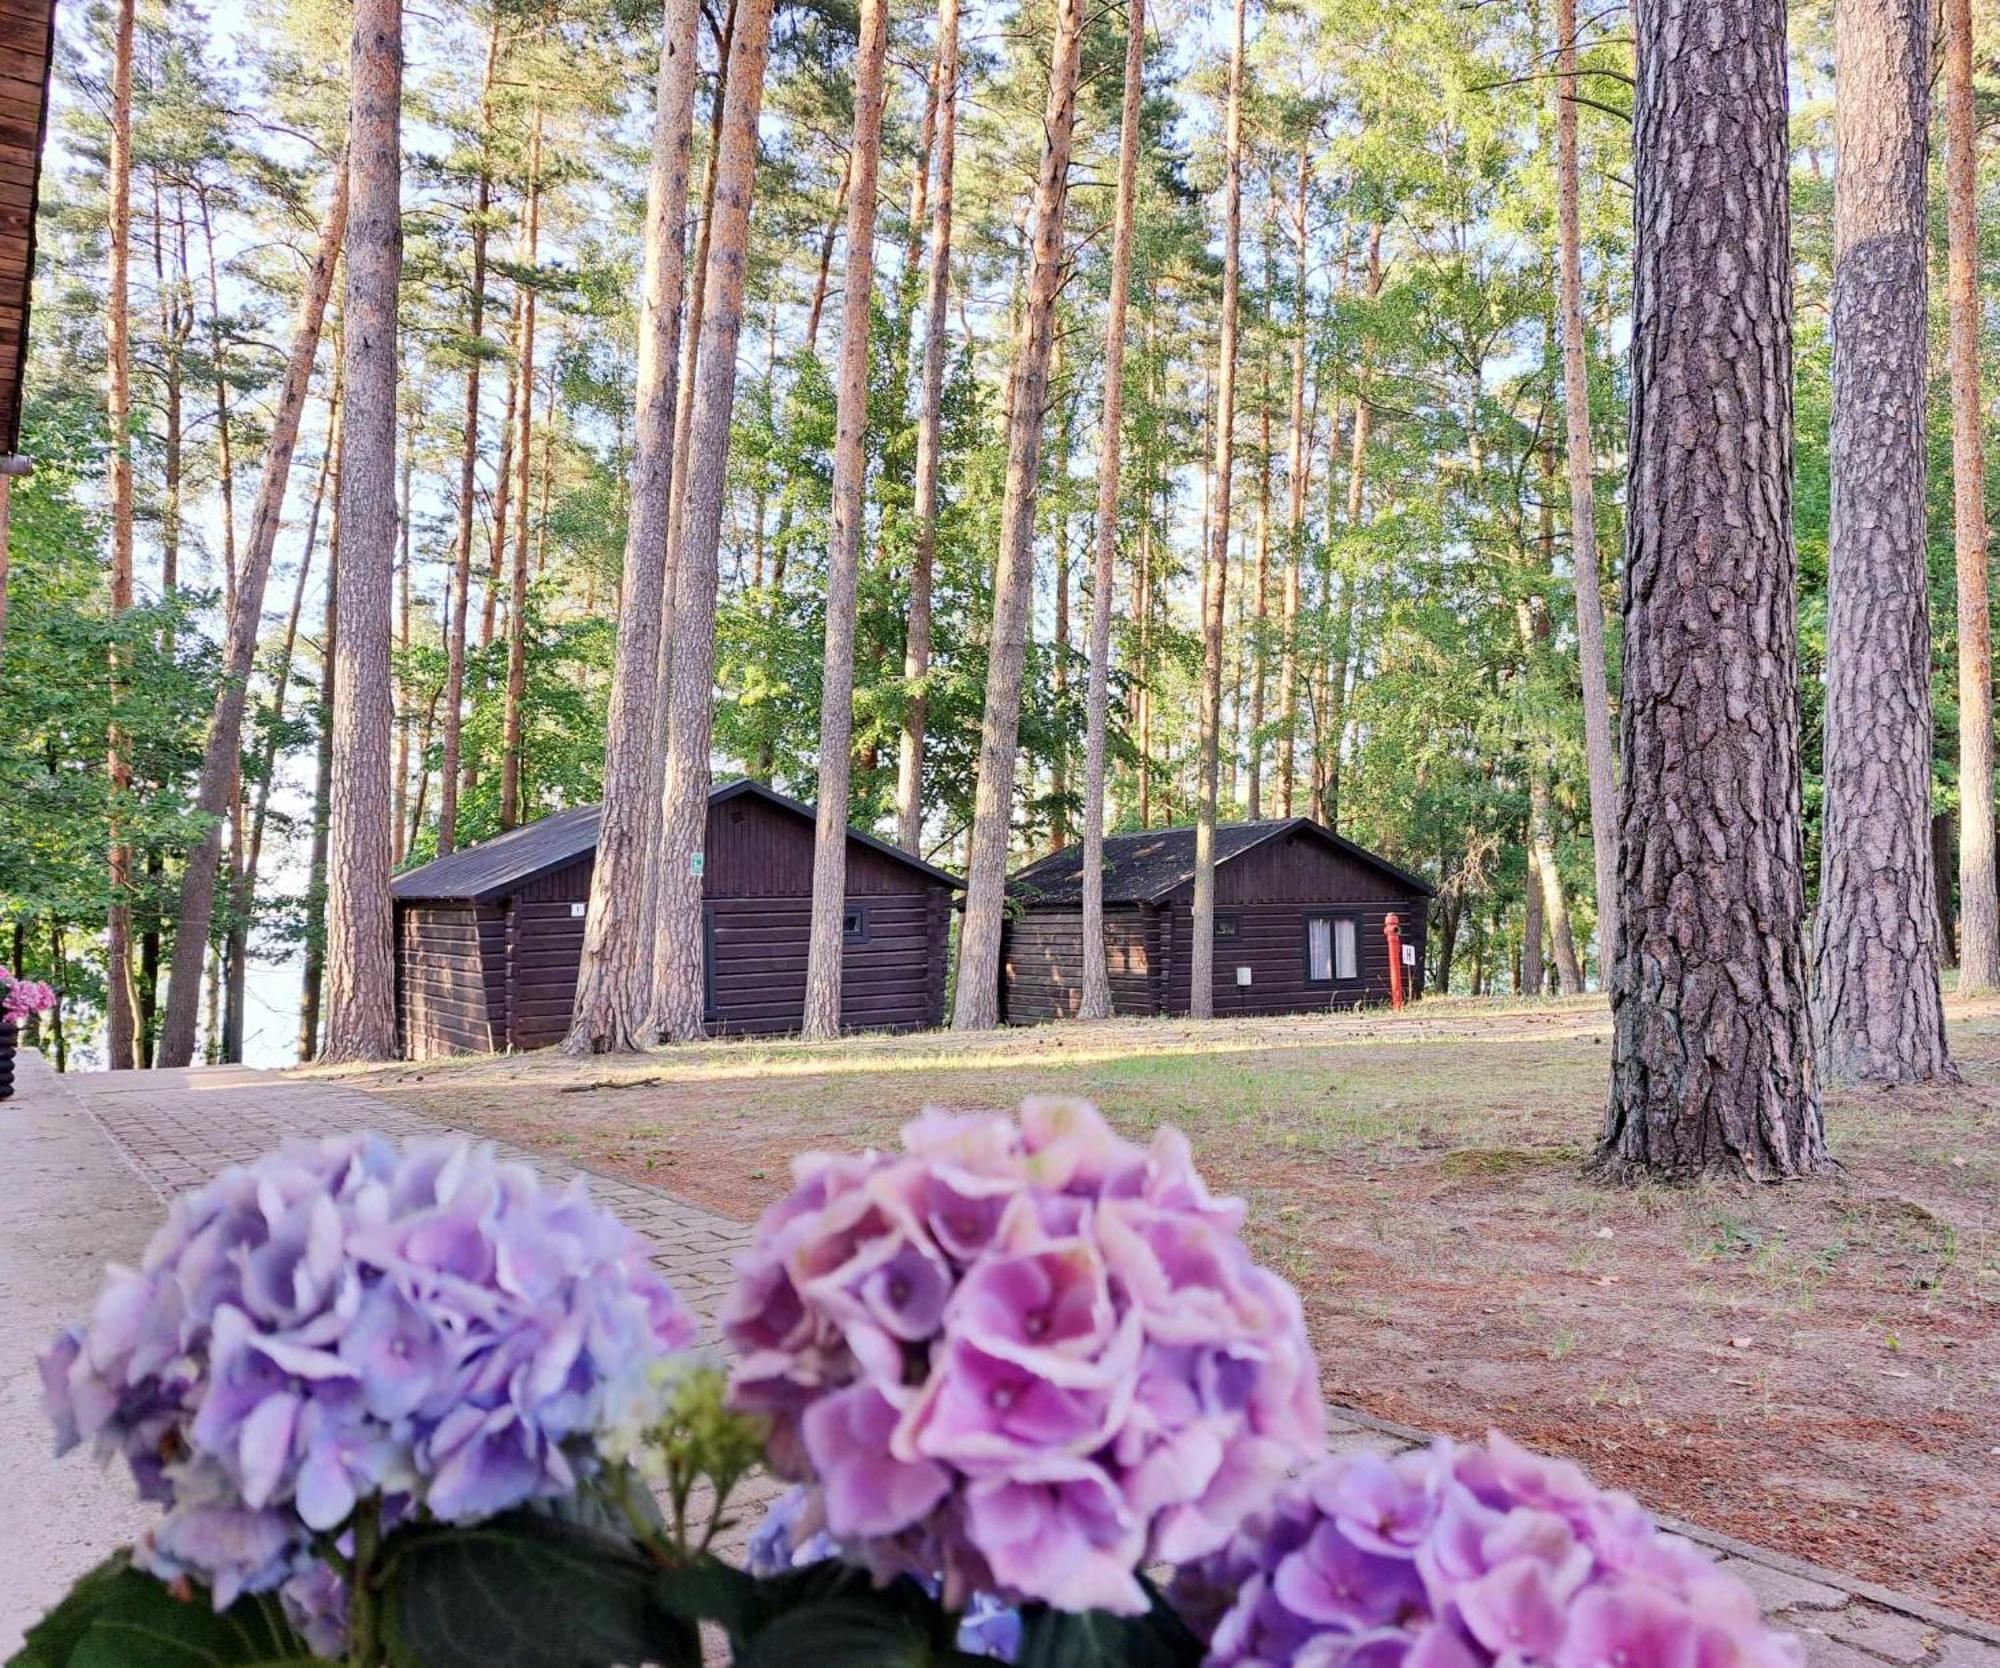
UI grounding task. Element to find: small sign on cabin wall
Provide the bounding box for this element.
[570,903,586,919]
[691,852,705,877]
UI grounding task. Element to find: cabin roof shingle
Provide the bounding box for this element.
[390,778,962,904]
[1006,818,1436,908]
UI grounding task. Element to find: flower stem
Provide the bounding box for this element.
[346,1498,384,1668]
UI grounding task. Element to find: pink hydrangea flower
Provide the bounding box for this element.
[0,967,56,1023]
[722,1097,1324,1616]
[1179,1433,1806,1668]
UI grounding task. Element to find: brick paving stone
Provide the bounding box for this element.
[1810,1605,1937,1664]
[36,1063,2000,1668]
[1934,1638,2000,1668]
[1723,1558,1853,1614]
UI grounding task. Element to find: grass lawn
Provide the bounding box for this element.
[334,994,2000,1622]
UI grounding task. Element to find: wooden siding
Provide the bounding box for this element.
[396,904,496,1057]
[0,0,55,454]
[999,824,1430,1022]
[705,891,949,1037]
[1158,897,1427,1016]
[999,906,1158,1023]
[703,792,934,897]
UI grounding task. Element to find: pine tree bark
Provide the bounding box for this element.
[1521,848,1545,996]
[321,0,403,1065]
[652,0,775,1043]
[104,0,138,1071]
[499,100,544,832]
[1597,0,1824,1182]
[1078,0,1144,1021]
[1944,0,1997,990]
[1190,0,1246,1022]
[1528,767,1583,994]
[892,0,961,855]
[156,160,348,1070]
[1811,0,1952,1084]
[301,476,340,1064]
[1277,143,1309,819]
[801,0,888,1040]
[436,24,502,857]
[1554,0,1620,976]
[950,0,1085,1030]
[565,4,700,1055]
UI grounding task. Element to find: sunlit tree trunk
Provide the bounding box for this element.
[1554,0,1619,974]
[1944,0,1997,991]
[321,0,404,1065]
[156,161,348,1069]
[1190,0,1246,1021]
[1277,143,1309,819]
[437,24,502,857]
[893,0,961,855]
[802,0,889,1040]
[1598,0,1823,1181]
[565,4,700,1055]
[653,0,775,1042]
[499,99,544,831]
[1078,0,1143,1020]
[950,0,1085,1030]
[1810,0,1952,1083]
[104,0,138,1071]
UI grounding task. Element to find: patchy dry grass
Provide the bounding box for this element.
[328,994,2000,1621]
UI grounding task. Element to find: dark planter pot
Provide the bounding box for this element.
[0,1019,16,1101]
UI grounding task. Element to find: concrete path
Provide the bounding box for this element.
[4,1056,1995,1668]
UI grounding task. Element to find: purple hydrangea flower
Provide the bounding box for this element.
[1180,1434,1806,1668]
[39,1134,696,1621]
[722,1098,1324,1617]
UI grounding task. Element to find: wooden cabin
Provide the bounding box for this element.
[390,779,961,1057]
[0,0,56,464]
[1000,818,1433,1023]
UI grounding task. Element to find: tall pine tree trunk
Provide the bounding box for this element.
[436,25,501,857]
[1554,0,1619,976]
[1078,0,1143,1021]
[1277,143,1309,819]
[565,3,700,1055]
[950,0,1085,1031]
[321,0,403,1065]
[892,0,961,855]
[499,100,544,831]
[104,0,138,1071]
[1944,0,1997,990]
[156,160,348,1069]
[1810,0,1952,1082]
[1597,0,1823,1182]
[1190,0,1246,1022]
[653,0,775,1042]
[802,0,889,1040]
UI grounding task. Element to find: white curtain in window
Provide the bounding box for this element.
[1334,917,1358,980]
[1308,917,1333,982]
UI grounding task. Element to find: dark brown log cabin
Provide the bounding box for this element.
[390,779,961,1058]
[1000,819,1433,1023]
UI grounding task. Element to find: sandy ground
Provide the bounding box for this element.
[341,994,2000,1623]
[0,1052,158,1655]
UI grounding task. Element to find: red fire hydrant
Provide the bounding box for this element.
[1384,913,1406,1010]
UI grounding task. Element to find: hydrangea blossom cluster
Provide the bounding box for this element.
[722,1097,1325,1617]
[0,965,56,1023]
[1184,1434,1805,1668]
[39,1133,696,1611]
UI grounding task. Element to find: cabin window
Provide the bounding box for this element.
[1214,912,1240,940]
[843,906,869,943]
[1304,913,1360,984]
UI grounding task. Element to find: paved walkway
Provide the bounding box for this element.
[4,1056,1995,1667]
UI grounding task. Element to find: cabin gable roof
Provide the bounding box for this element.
[1006,818,1435,908]
[390,779,961,904]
